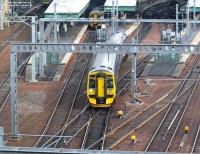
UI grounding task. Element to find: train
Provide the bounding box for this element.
[89,10,104,29]
[42,0,53,5]
[87,32,127,108]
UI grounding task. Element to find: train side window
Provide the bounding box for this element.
[89,79,96,88]
[107,78,113,88]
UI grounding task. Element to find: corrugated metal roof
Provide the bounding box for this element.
[189,0,200,8]
[44,0,90,18]
[104,0,137,7]
[104,0,136,12]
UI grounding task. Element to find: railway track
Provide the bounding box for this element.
[117,55,151,96]
[168,79,200,153]
[145,56,200,152]
[83,56,200,150]
[42,53,149,150]
[0,72,10,112]
[61,107,101,149]
[191,123,200,153]
[34,53,91,148]
[0,5,45,50]
[34,24,147,149]
[0,51,32,113]
[0,25,28,51]
[69,57,150,149]
[0,5,46,113]
[81,109,110,150]
[0,53,32,129]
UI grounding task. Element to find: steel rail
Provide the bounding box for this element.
[40,23,143,149]
[101,109,110,150]
[41,104,89,148]
[0,53,32,112]
[81,112,93,149]
[191,124,200,153]
[62,55,146,149]
[46,45,147,149]
[86,80,196,150]
[0,23,29,109]
[82,109,110,150]
[116,55,151,96]
[107,81,198,150]
[37,54,92,148]
[52,54,92,148]
[117,55,149,82]
[67,56,148,149]
[41,105,90,148]
[64,110,101,147]
[166,79,200,151]
[145,56,200,152]
[190,84,200,153]
[34,54,82,147]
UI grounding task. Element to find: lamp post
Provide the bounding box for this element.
[112,0,118,33]
[186,2,190,32]
[112,0,115,33]
[193,0,196,28]
[176,4,178,44]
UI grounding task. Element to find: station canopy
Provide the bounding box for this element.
[188,0,200,12]
[44,0,90,18]
[104,0,137,12]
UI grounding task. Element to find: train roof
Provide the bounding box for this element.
[44,0,90,18]
[90,53,117,73]
[104,0,136,12]
[90,32,126,73]
[107,32,127,44]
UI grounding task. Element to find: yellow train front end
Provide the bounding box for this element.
[89,10,103,29]
[87,71,116,108]
[42,0,51,6]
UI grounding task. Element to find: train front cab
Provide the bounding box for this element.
[87,71,116,107]
[42,0,52,5]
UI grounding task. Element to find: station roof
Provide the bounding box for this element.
[188,0,200,12]
[44,0,90,18]
[104,0,136,12]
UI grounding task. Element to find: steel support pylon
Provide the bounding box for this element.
[10,51,17,136]
[176,4,179,43]
[193,0,196,28]
[54,3,57,43]
[39,21,45,76]
[131,53,137,103]
[31,16,37,82]
[0,0,3,30]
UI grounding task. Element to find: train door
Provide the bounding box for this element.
[97,77,105,98]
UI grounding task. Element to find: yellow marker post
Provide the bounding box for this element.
[131,135,136,144]
[179,126,189,149]
[117,110,124,118]
[184,126,189,134]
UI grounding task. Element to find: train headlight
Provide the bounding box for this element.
[89,89,95,95]
[107,89,113,95]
